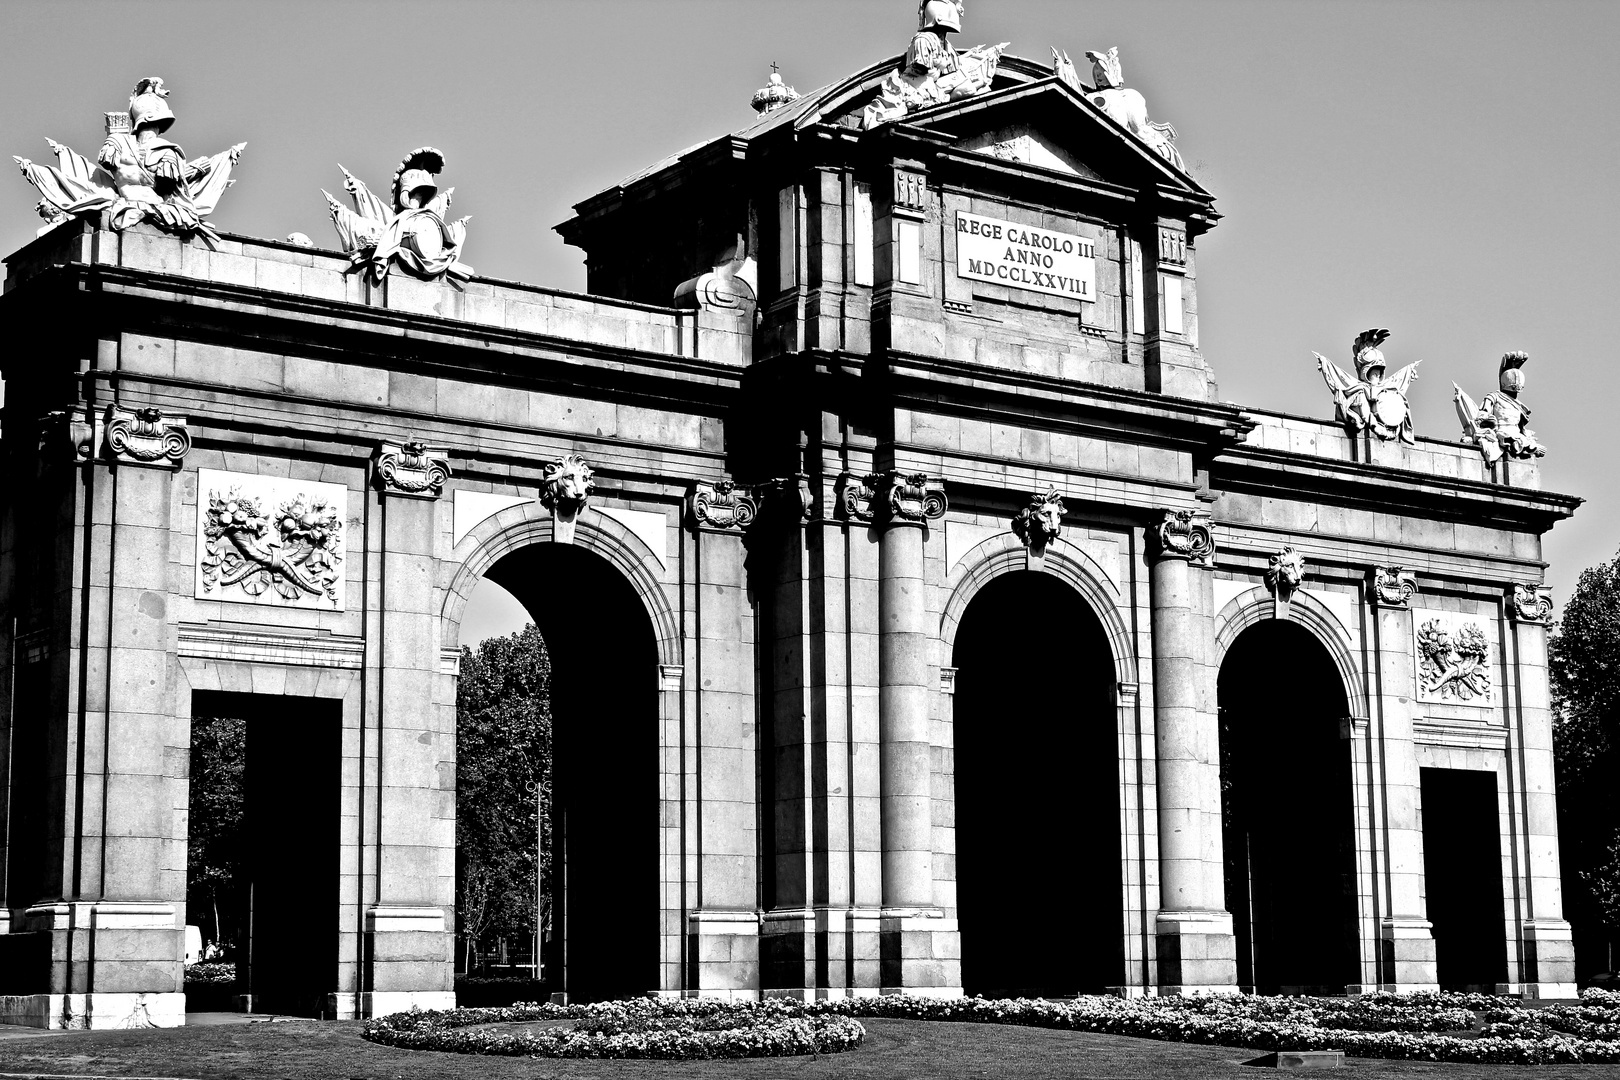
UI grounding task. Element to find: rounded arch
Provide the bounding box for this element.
[1214,585,1367,719]
[439,500,681,669]
[940,531,1138,687]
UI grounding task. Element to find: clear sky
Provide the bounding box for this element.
[2,0,1614,645]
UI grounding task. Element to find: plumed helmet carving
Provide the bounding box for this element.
[1499,350,1529,393]
[1352,327,1392,382]
[128,77,176,134]
[919,0,963,34]
[391,147,446,212]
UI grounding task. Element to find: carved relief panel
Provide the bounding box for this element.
[1412,608,1496,708]
[195,469,348,610]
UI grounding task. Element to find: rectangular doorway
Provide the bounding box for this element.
[190,690,341,1017]
[1420,767,1509,991]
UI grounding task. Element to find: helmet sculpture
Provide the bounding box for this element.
[919,0,963,34]
[1499,350,1529,394]
[128,77,175,134]
[391,147,446,212]
[1352,327,1392,383]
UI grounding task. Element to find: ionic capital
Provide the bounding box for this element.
[1147,508,1214,567]
[103,404,190,469]
[1508,582,1553,625]
[374,440,451,499]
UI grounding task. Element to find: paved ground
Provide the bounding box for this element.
[0,1017,1611,1080]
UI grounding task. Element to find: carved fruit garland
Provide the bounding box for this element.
[201,488,343,604]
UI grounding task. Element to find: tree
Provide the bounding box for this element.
[187,715,246,956]
[455,624,553,973]
[1550,547,1620,975]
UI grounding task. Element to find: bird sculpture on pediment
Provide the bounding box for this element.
[1314,328,1422,445]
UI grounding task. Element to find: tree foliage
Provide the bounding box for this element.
[456,624,553,971]
[187,715,246,953]
[1551,547,1620,947]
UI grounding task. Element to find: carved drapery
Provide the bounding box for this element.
[104,405,190,468]
[1011,489,1065,558]
[1372,566,1418,608]
[541,453,595,544]
[374,440,451,498]
[1147,508,1214,567]
[689,480,758,531]
[1509,582,1554,625]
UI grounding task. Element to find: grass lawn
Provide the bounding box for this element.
[0,1019,1616,1080]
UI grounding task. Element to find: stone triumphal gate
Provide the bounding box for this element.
[0,18,1581,1028]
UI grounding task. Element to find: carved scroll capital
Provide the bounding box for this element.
[1011,489,1065,556]
[1509,582,1554,625]
[1371,566,1417,608]
[837,472,877,523]
[39,409,97,464]
[103,405,189,469]
[689,480,758,531]
[1147,509,1214,567]
[374,440,451,498]
[874,471,947,525]
[755,474,815,529]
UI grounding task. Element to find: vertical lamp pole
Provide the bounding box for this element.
[528,780,542,981]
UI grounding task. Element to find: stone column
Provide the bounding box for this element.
[684,480,763,1001]
[1147,509,1236,993]
[366,441,456,1016]
[14,406,193,1030]
[1367,569,1437,991]
[868,472,958,994]
[1506,583,1575,997]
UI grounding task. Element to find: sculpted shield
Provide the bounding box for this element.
[1372,385,1410,430]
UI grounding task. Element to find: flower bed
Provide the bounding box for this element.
[366,990,1620,1065]
[363,998,863,1059]
[806,990,1620,1065]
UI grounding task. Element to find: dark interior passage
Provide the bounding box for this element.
[489,543,659,1002]
[1421,767,1508,991]
[1219,620,1359,994]
[952,570,1123,996]
[190,690,341,1017]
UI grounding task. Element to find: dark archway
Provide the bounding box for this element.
[1420,767,1508,991]
[951,569,1123,996]
[1218,619,1359,994]
[187,690,342,1017]
[483,543,659,1003]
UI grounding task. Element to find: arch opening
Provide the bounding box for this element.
[951,569,1124,996]
[464,542,660,1003]
[1218,620,1359,994]
[1420,767,1508,991]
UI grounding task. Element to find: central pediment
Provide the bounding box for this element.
[957,124,1101,179]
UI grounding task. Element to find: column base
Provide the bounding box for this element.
[0,992,185,1029]
[878,909,962,996]
[1379,916,1437,991]
[1155,911,1238,994]
[1517,919,1576,996]
[687,910,760,999]
[329,991,456,1019]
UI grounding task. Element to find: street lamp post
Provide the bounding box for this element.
[528,779,543,982]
